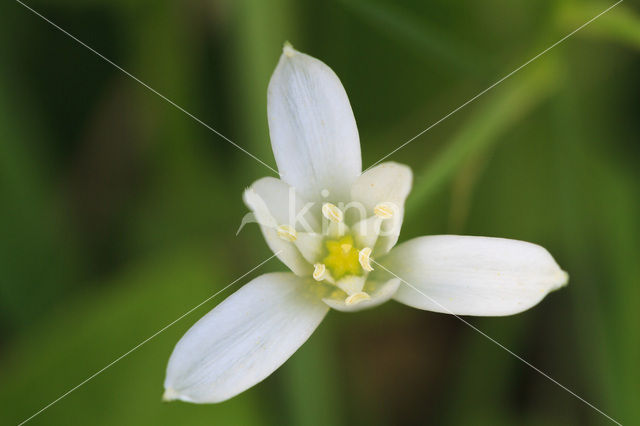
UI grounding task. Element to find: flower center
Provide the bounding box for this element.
[322,235,361,280]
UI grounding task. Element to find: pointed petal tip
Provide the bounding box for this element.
[162,387,179,402]
[556,270,569,289]
[283,41,296,57]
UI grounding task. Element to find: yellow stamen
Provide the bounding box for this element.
[358,247,374,272]
[374,202,395,219]
[313,263,327,281]
[322,203,344,223]
[276,225,297,242]
[345,292,371,305]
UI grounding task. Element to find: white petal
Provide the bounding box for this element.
[267,44,361,202]
[383,235,568,316]
[244,177,318,275]
[164,272,328,403]
[376,212,404,255]
[335,275,366,295]
[350,162,413,254]
[351,162,413,211]
[294,232,324,264]
[351,215,382,249]
[262,226,313,276]
[245,177,319,231]
[323,278,401,312]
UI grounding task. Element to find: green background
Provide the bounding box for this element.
[1,0,638,424]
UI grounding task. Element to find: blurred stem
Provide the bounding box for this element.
[551,83,621,420]
[558,1,640,50]
[231,0,296,178]
[282,324,345,426]
[337,0,480,72]
[0,22,81,327]
[406,57,561,217]
[440,320,523,425]
[592,161,640,424]
[132,2,204,183]
[447,153,490,233]
[231,1,346,424]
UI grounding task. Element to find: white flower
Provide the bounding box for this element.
[163,43,568,403]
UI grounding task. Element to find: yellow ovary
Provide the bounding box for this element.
[323,235,361,280]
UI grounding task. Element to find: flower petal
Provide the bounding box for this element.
[267,44,361,202]
[244,177,319,275]
[351,215,382,249]
[323,278,401,312]
[164,272,328,403]
[350,162,413,254]
[351,162,413,210]
[245,176,319,231]
[294,232,325,264]
[383,235,568,316]
[335,275,366,295]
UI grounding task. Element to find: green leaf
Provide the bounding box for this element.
[407,57,561,216]
[0,248,267,426]
[558,1,640,50]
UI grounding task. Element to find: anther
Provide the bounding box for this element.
[358,247,374,271]
[276,224,297,242]
[322,203,344,223]
[313,263,327,281]
[345,292,371,305]
[374,202,395,219]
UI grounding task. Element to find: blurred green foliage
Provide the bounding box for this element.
[1,0,638,425]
